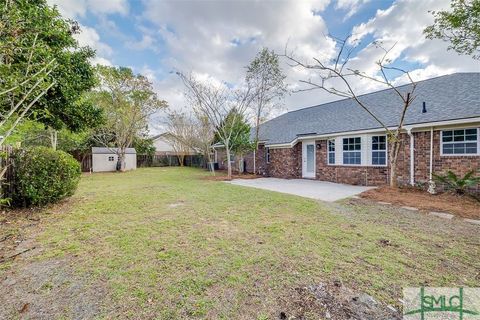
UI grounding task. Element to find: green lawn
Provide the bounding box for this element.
[2,167,479,319]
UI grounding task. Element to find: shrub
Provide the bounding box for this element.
[12,147,81,207]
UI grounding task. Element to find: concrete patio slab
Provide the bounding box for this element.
[227,178,375,202]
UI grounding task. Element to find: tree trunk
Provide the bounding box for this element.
[118,148,126,172]
[238,155,244,174]
[389,139,401,188]
[50,128,57,150]
[178,155,185,167]
[253,125,260,174]
[389,157,398,188]
[225,144,232,179]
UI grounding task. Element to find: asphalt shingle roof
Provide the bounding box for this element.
[258,73,480,145]
[92,147,137,154]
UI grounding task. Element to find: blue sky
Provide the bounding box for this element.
[49,0,479,132]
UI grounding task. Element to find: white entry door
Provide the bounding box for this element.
[302,141,316,178]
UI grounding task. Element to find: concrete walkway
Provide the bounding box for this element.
[227,178,375,202]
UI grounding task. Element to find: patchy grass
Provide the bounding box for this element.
[1,167,479,319]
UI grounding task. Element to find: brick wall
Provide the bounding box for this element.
[412,130,480,193]
[257,129,480,192]
[315,139,390,186]
[264,144,302,178]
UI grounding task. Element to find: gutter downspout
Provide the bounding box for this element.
[428,127,437,194]
[429,127,433,181]
[407,127,415,186]
[253,149,256,174]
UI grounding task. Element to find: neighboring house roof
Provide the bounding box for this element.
[92,147,136,154]
[258,72,480,145]
[151,132,172,141]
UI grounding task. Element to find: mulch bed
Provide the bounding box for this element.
[361,186,480,220]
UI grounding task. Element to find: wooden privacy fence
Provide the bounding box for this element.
[137,154,205,168]
[70,151,92,172]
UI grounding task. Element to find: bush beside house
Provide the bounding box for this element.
[11,147,81,207]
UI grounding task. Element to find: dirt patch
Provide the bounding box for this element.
[0,257,107,319]
[361,187,480,219]
[203,171,261,181]
[276,281,401,320]
[0,199,73,264]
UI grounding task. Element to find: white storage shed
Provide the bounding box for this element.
[91,147,137,172]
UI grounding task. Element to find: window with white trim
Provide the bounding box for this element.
[265,147,270,163]
[371,135,387,165]
[108,156,115,161]
[441,129,478,155]
[328,139,335,164]
[343,137,361,165]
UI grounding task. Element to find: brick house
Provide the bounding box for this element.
[215,73,480,192]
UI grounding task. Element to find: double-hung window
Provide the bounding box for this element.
[343,137,361,165]
[328,140,335,165]
[265,147,270,163]
[371,135,387,165]
[441,129,478,155]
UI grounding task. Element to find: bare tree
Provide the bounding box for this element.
[246,48,288,174]
[284,37,417,188]
[177,73,254,179]
[190,113,215,172]
[164,110,196,166]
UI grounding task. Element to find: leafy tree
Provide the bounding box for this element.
[92,66,168,171]
[246,48,287,173]
[1,119,96,159]
[132,136,156,157]
[0,0,102,148]
[424,0,480,59]
[224,110,254,173]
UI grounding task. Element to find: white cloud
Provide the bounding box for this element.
[349,0,480,86]
[47,0,128,18]
[72,24,113,66]
[46,0,123,66]
[50,0,480,128]
[126,34,157,51]
[335,0,370,18]
[142,0,337,111]
[139,65,157,82]
[91,57,113,67]
[74,25,113,56]
[92,0,128,16]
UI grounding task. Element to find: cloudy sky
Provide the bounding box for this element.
[48,0,479,133]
